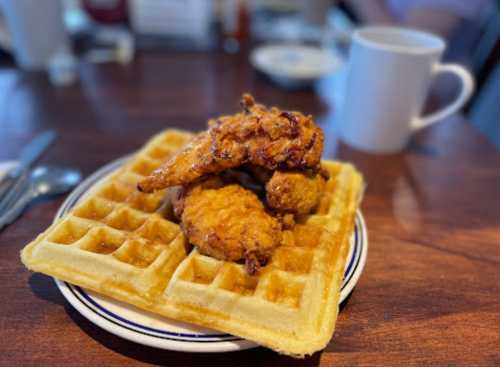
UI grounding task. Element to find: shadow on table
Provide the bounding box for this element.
[28,273,66,306]
[25,273,354,367]
[25,270,359,365]
[65,304,323,366]
[25,271,355,366]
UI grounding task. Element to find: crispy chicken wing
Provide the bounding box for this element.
[245,165,329,215]
[265,170,327,215]
[175,176,282,274]
[137,94,324,192]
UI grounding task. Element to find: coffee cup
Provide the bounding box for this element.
[340,26,474,153]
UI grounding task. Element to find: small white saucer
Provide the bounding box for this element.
[250,44,342,88]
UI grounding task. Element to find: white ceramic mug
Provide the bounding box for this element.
[0,0,69,70]
[340,26,474,153]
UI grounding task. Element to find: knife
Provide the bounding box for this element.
[0,130,57,203]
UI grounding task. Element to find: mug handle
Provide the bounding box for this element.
[411,63,474,131]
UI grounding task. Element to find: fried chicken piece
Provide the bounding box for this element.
[276,213,296,230]
[139,133,235,193]
[265,170,328,215]
[244,164,329,215]
[137,94,324,192]
[175,176,282,274]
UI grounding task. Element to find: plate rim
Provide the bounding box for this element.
[53,155,368,352]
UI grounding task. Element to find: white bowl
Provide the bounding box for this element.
[250,44,342,88]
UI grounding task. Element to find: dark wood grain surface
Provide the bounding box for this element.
[1,51,499,367]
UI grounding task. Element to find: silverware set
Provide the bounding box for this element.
[0,130,81,230]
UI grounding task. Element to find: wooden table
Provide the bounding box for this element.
[1,51,499,366]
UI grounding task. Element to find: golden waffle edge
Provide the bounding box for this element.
[20,129,364,357]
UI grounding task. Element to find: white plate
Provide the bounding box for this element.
[54,156,368,353]
[250,44,342,88]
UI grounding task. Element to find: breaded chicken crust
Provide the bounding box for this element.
[175,177,282,274]
[137,94,324,192]
[265,170,327,215]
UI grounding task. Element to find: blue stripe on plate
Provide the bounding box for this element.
[67,285,239,343]
[342,221,358,287]
[342,213,362,289]
[74,286,235,339]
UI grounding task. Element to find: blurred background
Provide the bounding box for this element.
[0,0,498,148]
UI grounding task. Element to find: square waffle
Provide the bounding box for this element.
[21,129,363,357]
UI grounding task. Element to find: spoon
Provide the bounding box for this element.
[0,166,81,229]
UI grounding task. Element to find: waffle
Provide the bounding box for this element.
[21,129,364,357]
